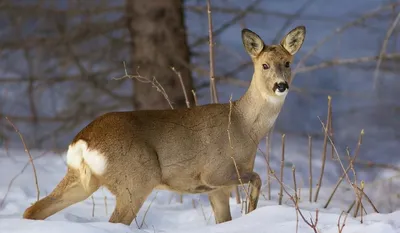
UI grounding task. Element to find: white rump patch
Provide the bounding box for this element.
[66,140,107,175]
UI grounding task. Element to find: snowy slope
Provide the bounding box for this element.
[1,142,399,233]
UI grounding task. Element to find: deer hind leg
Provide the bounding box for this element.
[23,167,100,220]
[107,186,154,225]
[208,187,233,224]
[104,159,161,225]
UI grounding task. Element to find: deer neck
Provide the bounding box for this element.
[234,74,285,142]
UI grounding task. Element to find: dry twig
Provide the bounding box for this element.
[324,130,364,209]
[317,119,379,214]
[0,152,47,208]
[373,11,400,90]
[5,116,40,202]
[314,96,331,202]
[337,211,349,233]
[114,62,174,109]
[140,192,159,229]
[308,135,312,203]
[206,0,218,103]
[227,95,250,210]
[259,146,320,233]
[278,134,285,205]
[91,195,95,217]
[294,2,400,74]
[172,67,191,108]
[266,135,272,200]
[292,165,298,202]
[191,90,198,106]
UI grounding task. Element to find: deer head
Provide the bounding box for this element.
[241,26,306,101]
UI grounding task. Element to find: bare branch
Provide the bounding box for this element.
[172,67,191,108]
[314,96,332,202]
[190,0,262,47]
[206,0,218,103]
[5,117,40,202]
[294,2,400,74]
[373,11,400,90]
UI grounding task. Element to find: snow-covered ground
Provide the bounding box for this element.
[1,135,399,233]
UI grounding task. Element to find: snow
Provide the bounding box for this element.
[1,144,399,233]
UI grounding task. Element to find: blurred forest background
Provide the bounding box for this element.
[0,0,399,182]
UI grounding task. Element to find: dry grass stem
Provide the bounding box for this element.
[324,165,351,209]
[314,96,331,202]
[0,152,47,208]
[190,0,262,48]
[347,200,356,213]
[328,98,334,160]
[292,165,298,202]
[172,66,193,203]
[317,119,379,214]
[196,197,209,223]
[100,188,108,216]
[359,181,365,222]
[356,185,379,213]
[337,211,349,233]
[191,90,198,106]
[347,148,357,187]
[235,186,241,204]
[91,195,95,217]
[140,191,159,229]
[292,165,300,233]
[294,2,400,73]
[278,134,285,205]
[172,67,191,108]
[117,63,191,203]
[115,62,174,109]
[351,159,400,172]
[353,181,363,218]
[206,0,218,103]
[295,53,400,73]
[125,187,140,228]
[373,11,400,90]
[191,199,196,209]
[266,135,272,200]
[308,135,312,203]
[115,60,192,217]
[227,95,250,209]
[104,195,108,216]
[5,116,40,202]
[257,145,320,233]
[324,130,364,208]
[293,164,302,233]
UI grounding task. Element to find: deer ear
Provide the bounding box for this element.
[280,26,306,55]
[242,28,264,57]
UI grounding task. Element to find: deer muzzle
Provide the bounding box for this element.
[273,81,289,96]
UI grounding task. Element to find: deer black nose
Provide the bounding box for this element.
[273,82,289,93]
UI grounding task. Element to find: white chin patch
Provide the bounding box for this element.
[275,89,288,96]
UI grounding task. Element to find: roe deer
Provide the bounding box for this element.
[23,26,306,225]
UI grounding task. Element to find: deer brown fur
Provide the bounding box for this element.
[23,26,306,225]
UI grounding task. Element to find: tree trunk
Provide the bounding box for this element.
[125,0,194,110]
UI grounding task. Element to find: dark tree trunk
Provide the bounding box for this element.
[125,0,194,110]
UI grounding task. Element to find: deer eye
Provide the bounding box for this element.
[262,63,270,70]
[285,61,290,68]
